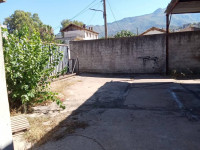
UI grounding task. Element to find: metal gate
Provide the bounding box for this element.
[50,43,78,75]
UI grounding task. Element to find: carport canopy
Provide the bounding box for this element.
[0,0,6,3]
[165,0,200,15]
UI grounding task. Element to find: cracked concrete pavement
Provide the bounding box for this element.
[36,74,200,150]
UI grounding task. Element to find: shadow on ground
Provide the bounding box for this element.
[30,74,200,150]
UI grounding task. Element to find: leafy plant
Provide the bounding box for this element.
[2,26,65,112]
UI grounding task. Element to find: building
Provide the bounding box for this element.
[58,24,99,44]
[178,26,200,32]
[55,32,63,41]
[140,27,166,36]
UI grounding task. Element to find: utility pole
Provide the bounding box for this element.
[103,0,108,38]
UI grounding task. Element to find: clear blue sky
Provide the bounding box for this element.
[0,0,171,33]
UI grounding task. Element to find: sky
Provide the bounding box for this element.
[0,0,171,33]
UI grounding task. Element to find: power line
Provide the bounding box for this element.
[70,0,98,21]
[107,0,123,31]
[53,0,98,30]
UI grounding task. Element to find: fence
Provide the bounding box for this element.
[50,44,69,75]
[49,43,79,76]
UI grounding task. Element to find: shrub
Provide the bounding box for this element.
[2,27,65,112]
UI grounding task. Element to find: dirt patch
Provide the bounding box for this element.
[50,77,81,99]
[24,117,88,148]
[24,113,88,146]
[24,116,52,144]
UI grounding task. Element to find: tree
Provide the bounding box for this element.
[4,10,40,33]
[39,24,54,42]
[4,10,54,42]
[114,30,135,38]
[61,19,84,29]
[2,27,65,112]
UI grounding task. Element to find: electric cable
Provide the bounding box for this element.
[53,0,98,30]
[107,0,123,31]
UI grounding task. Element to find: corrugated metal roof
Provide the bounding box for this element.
[0,0,6,3]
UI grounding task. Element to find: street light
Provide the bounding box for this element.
[90,8,103,12]
[90,0,108,39]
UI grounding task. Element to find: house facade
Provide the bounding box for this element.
[58,24,99,44]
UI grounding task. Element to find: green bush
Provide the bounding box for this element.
[2,27,65,112]
[114,30,135,38]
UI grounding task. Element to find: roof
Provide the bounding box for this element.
[140,27,166,36]
[61,24,99,34]
[165,0,200,14]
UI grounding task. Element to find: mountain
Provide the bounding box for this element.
[92,8,200,37]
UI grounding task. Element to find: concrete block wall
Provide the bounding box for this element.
[70,31,200,74]
[70,34,166,73]
[169,31,200,74]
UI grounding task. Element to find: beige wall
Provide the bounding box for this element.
[143,30,165,35]
[0,27,14,149]
[63,30,98,42]
[84,31,98,40]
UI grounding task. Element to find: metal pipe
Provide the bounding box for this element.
[166,14,170,75]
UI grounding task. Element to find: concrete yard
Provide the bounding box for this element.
[36,74,200,150]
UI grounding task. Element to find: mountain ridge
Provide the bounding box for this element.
[92,8,200,37]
